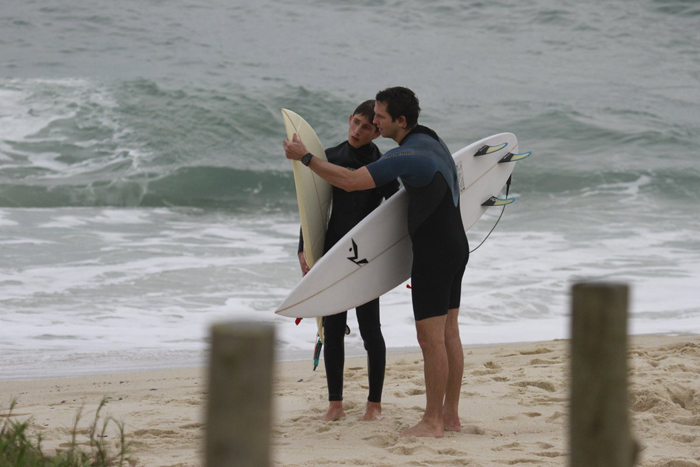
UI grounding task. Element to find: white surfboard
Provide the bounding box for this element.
[281,109,333,340]
[276,133,530,318]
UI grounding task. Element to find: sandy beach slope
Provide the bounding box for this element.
[1,334,698,466]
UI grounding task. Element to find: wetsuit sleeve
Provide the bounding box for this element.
[366,156,405,187]
[366,153,439,189]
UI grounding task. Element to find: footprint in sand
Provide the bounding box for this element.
[316,424,332,433]
[436,448,468,456]
[131,429,179,439]
[655,460,700,467]
[671,434,697,443]
[461,424,485,435]
[546,411,565,423]
[492,442,522,452]
[666,384,698,411]
[534,451,562,458]
[506,458,543,465]
[529,358,560,365]
[517,347,554,356]
[178,423,203,430]
[362,432,399,448]
[388,444,428,455]
[672,416,700,426]
[511,381,557,392]
[631,388,673,413]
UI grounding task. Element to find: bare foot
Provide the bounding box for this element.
[322,402,345,422]
[361,402,384,421]
[400,419,444,438]
[443,413,461,432]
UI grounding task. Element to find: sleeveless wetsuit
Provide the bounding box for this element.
[366,126,469,321]
[298,141,399,403]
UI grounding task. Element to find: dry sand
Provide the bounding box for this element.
[1,334,699,466]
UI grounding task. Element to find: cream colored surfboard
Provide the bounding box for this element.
[281,108,333,340]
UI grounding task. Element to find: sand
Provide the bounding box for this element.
[1,334,699,466]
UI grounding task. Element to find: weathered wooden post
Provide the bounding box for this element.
[570,282,638,467]
[206,321,275,467]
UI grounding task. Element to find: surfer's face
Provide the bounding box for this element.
[373,101,406,142]
[347,113,380,149]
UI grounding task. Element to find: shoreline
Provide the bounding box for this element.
[3,330,692,383]
[2,334,699,466]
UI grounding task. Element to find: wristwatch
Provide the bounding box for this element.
[301,153,314,167]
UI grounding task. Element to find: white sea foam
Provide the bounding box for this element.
[0,200,697,380]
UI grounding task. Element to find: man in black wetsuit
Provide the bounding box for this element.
[296,101,400,422]
[283,87,468,438]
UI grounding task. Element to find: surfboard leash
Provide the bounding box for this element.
[469,175,512,254]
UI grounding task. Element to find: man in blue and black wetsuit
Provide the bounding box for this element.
[297,101,400,422]
[283,87,468,438]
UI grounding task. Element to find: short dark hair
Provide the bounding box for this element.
[353,100,376,123]
[375,87,420,129]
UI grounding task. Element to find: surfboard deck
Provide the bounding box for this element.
[281,108,333,340]
[276,132,527,319]
[281,109,332,268]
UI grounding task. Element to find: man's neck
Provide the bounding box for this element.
[394,127,412,145]
[395,124,420,145]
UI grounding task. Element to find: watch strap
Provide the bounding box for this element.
[301,153,313,166]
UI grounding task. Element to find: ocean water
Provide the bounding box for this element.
[1,0,699,380]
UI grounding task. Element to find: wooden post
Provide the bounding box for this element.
[570,282,638,467]
[206,321,275,467]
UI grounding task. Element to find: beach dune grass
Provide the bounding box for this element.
[1,398,130,467]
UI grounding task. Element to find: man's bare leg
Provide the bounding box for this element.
[322,401,345,421]
[443,308,463,431]
[401,314,447,438]
[361,401,383,421]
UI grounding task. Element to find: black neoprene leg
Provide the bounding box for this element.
[356,298,386,403]
[323,311,347,401]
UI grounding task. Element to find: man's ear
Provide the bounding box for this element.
[397,115,408,129]
[372,130,381,140]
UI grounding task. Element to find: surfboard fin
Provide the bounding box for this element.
[312,336,323,371]
[474,142,508,156]
[481,196,515,207]
[499,151,532,163]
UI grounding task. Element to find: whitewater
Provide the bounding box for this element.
[1,0,699,379]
